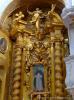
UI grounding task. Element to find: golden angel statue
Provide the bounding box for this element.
[45,4,56,27]
[27,8,43,32]
[13,12,24,22]
[48,4,56,16]
[13,11,27,25]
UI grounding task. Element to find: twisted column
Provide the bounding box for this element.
[12,33,23,100]
[61,40,67,96]
[55,41,64,99]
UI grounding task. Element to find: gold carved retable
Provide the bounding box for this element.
[8,5,67,100]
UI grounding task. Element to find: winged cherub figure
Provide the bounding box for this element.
[27,8,43,33]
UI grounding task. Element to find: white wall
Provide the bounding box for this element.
[0,0,13,18]
[65,0,74,8]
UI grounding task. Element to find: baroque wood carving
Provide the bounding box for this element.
[10,4,70,100]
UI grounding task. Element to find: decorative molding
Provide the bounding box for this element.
[61,7,74,27]
[64,55,74,62]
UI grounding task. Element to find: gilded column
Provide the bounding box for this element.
[61,40,67,96]
[12,33,23,100]
[54,29,64,99]
[22,33,30,100]
[50,32,55,98]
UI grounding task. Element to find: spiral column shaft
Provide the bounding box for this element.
[49,31,56,100]
[12,33,23,100]
[55,41,64,99]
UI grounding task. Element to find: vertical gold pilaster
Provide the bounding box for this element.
[22,33,30,100]
[50,32,55,97]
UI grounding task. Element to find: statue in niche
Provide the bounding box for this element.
[33,64,44,91]
[27,8,43,33]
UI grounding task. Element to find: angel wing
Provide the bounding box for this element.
[51,4,56,12]
[27,8,34,15]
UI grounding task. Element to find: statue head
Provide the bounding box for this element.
[36,8,40,11]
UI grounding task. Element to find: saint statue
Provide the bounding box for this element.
[27,8,42,33]
[34,71,44,91]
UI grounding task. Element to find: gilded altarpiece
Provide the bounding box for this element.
[10,4,69,100]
